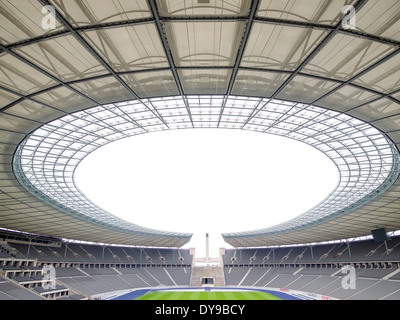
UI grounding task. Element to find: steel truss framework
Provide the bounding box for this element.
[1,0,400,247]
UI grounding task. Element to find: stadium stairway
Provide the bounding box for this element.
[190,265,226,287]
[190,266,203,286]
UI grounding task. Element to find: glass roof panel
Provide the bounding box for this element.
[0,130,26,144]
[121,70,179,98]
[70,76,135,104]
[232,70,289,97]
[0,89,20,109]
[156,0,251,17]
[81,23,169,72]
[316,85,381,111]
[14,35,108,82]
[352,53,400,94]
[51,0,152,27]
[256,0,358,25]
[347,99,400,122]
[178,69,232,94]
[165,21,245,67]
[241,23,329,70]
[32,86,97,113]
[0,53,58,95]
[276,75,340,103]
[373,114,400,133]
[4,99,65,123]
[0,0,65,45]
[0,112,38,134]
[355,0,400,42]
[303,33,397,81]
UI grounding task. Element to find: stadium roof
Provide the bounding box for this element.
[1,0,400,248]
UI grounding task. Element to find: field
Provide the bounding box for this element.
[135,290,281,300]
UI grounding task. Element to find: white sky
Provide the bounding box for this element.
[75,129,339,258]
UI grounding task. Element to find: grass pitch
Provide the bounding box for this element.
[136,290,281,300]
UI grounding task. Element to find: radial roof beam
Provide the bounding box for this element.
[312,47,400,106]
[217,0,260,127]
[148,0,194,127]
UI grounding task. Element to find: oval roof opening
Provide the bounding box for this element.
[75,128,339,254]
